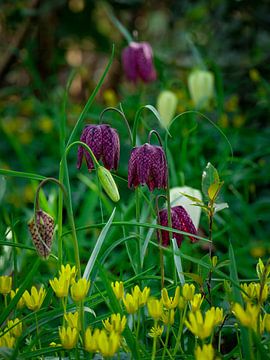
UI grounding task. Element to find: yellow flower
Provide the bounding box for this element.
[70,278,90,302]
[232,302,260,331]
[97,330,120,358]
[65,311,80,329]
[0,332,15,348]
[241,283,256,301]
[149,325,164,338]
[84,327,100,353]
[7,318,22,338]
[161,286,180,309]
[182,284,195,301]
[147,298,163,321]
[23,286,46,311]
[10,288,25,309]
[161,309,175,325]
[263,313,270,332]
[178,296,187,310]
[50,274,69,298]
[132,285,150,307]
[59,326,78,349]
[255,283,269,303]
[123,293,139,314]
[0,275,12,295]
[59,264,77,285]
[195,344,215,360]
[111,281,124,300]
[103,89,118,107]
[102,313,126,334]
[185,308,222,340]
[190,294,204,312]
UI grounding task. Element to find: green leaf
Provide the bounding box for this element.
[172,239,185,286]
[228,242,243,304]
[214,202,229,213]
[83,208,116,280]
[0,176,6,203]
[207,181,223,201]
[179,192,204,205]
[202,162,219,198]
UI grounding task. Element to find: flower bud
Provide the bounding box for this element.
[28,210,54,258]
[188,69,214,109]
[156,90,178,128]
[97,166,120,202]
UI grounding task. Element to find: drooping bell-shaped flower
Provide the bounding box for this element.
[188,69,214,109]
[122,41,156,83]
[77,124,120,171]
[28,210,54,258]
[158,206,197,246]
[128,143,167,191]
[156,90,178,128]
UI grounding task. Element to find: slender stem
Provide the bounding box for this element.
[159,337,174,360]
[136,308,141,339]
[135,188,141,273]
[155,195,167,288]
[173,303,187,356]
[58,164,64,270]
[97,175,104,223]
[236,327,243,360]
[151,320,158,360]
[148,130,163,146]
[207,205,214,305]
[4,295,7,308]
[162,324,171,360]
[99,106,133,144]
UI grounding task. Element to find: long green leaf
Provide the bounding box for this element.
[0,169,46,181]
[83,208,116,280]
[172,239,185,286]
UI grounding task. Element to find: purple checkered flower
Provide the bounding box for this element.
[122,42,157,83]
[158,206,197,247]
[77,124,120,171]
[128,143,167,191]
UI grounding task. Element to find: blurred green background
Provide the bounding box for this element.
[0,0,269,280]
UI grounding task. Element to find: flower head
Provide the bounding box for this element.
[0,275,12,295]
[77,124,120,171]
[7,318,22,338]
[59,264,77,285]
[70,278,90,302]
[232,302,260,331]
[132,285,150,307]
[49,274,69,298]
[102,313,126,334]
[59,326,78,349]
[188,69,214,109]
[97,330,120,358]
[122,41,156,83]
[65,311,80,329]
[10,288,25,309]
[182,284,195,301]
[149,325,164,338]
[111,281,124,300]
[123,293,139,314]
[195,344,215,360]
[84,327,100,353]
[161,309,175,325]
[158,206,197,246]
[128,143,167,191]
[147,298,163,321]
[23,286,46,311]
[28,210,54,258]
[161,286,180,309]
[156,90,178,128]
[190,294,204,312]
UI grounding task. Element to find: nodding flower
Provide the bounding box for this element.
[122,41,156,83]
[158,206,197,246]
[77,124,120,171]
[128,143,168,191]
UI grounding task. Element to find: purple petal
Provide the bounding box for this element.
[136,42,156,82]
[84,125,103,171]
[101,125,120,170]
[173,206,197,243]
[128,147,140,188]
[122,43,139,82]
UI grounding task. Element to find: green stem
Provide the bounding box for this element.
[162,324,171,360]
[58,163,64,270]
[159,337,174,360]
[136,308,141,339]
[173,303,187,356]
[151,320,158,360]
[135,188,141,273]
[4,295,7,308]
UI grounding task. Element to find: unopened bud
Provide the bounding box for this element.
[212,256,218,268]
[188,69,214,109]
[28,210,54,258]
[97,166,120,202]
[156,90,178,128]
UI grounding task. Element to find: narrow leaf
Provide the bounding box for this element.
[172,239,185,286]
[83,208,116,280]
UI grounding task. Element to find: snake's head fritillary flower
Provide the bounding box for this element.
[158,206,197,246]
[77,124,120,171]
[122,41,156,83]
[28,210,54,258]
[128,143,168,191]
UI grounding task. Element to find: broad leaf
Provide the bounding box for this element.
[202,162,219,198]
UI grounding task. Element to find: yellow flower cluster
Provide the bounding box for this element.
[0,318,22,349]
